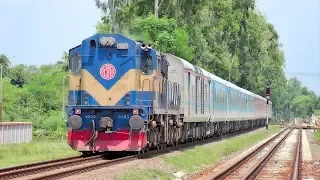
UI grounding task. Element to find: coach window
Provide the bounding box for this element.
[141,52,153,75]
[70,53,81,75]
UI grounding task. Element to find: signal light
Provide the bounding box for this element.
[266,87,270,96]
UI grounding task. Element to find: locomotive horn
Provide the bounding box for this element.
[141,43,146,50]
[147,44,152,49]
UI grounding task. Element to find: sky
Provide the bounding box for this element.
[0,1,319,94]
[256,0,320,95]
[0,0,101,65]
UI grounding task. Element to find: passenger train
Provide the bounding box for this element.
[66,33,272,153]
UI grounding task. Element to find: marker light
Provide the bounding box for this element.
[126,93,130,106]
[133,109,139,115]
[75,109,81,115]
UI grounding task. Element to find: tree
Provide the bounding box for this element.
[93,0,318,122]
[0,54,11,77]
[291,95,314,118]
[55,51,69,72]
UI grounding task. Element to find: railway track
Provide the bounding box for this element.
[0,153,110,180]
[208,127,302,180]
[0,126,266,180]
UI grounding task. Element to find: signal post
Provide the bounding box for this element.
[265,82,271,129]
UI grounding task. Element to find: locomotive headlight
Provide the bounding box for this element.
[129,115,144,131]
[100,37,115,46]
[68,115,82,129]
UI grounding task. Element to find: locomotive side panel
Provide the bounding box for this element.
[165,54,185,114]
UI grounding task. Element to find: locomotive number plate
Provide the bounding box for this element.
[118,115,130,120]
[85,115,96,118]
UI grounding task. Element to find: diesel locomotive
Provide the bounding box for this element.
[66,33,272,154]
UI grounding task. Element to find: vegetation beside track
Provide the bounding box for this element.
[0,139,79,168]
[161,125,281,173]
[313,130,320,143]
[115,169,172,180]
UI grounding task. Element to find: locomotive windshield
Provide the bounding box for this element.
[141,52,152,75]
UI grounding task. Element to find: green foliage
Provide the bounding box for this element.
[132,15,195,61]
[291,95,314,118]
[313,110,320,116]
[0,54,11,77]
[0,139,80,168]
[96,17,112,33]
[1,53,68,138]
[115,169,172,180]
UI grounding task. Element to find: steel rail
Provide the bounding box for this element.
[208,127,289,180]
[0,154,103,179]
[240,128,293,180]
[0,155,82,173]
[291,128,302,180]
[30,155,138,180]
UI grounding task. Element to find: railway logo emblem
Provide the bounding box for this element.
[100,64,116,80]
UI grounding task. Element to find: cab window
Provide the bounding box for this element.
[70,53,81,75]
[141,52,152,75]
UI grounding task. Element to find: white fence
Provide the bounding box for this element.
[0,122,32,144]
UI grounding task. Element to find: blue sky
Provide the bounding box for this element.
[0,1,319,94]
[256,0,320,95]
[0,0,101,65]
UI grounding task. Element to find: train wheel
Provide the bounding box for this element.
[137,149,144,155]
[174,141,178,146]
[144,147,149,153]
[163,144,167,149]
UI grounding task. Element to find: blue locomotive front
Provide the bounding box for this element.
[66,34,159,152]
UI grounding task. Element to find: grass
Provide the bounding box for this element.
[0,139,80,168]
[161,125,281,173]
[115,169,172,180]
[313,130,320,143]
